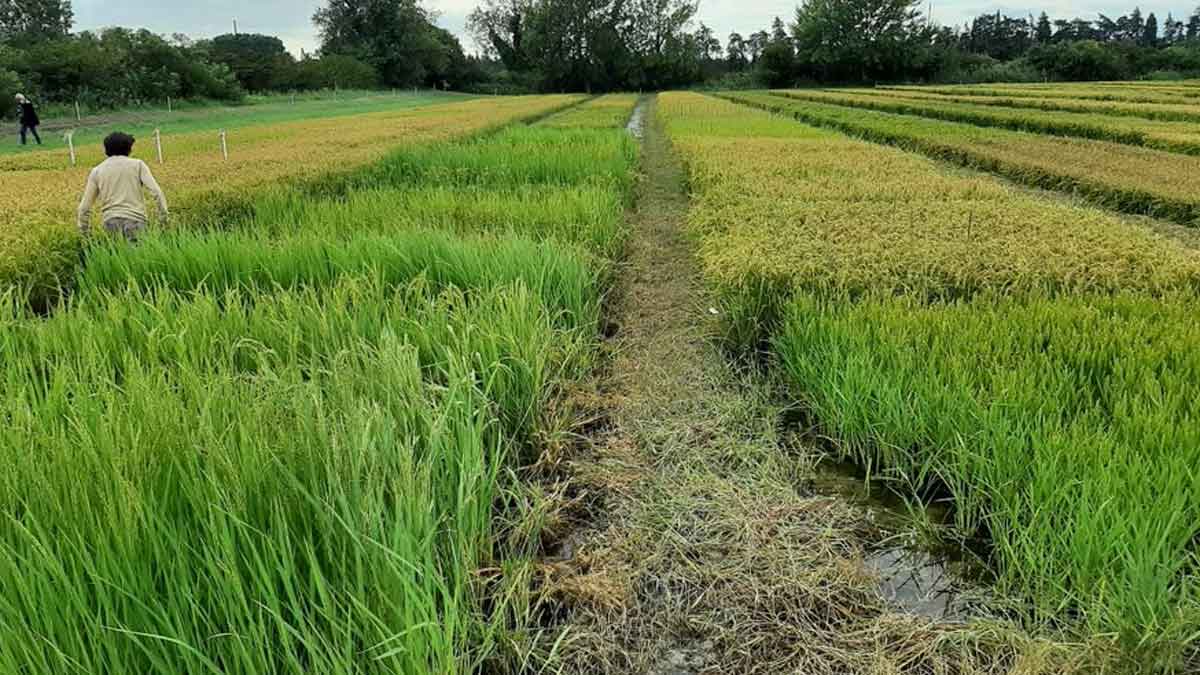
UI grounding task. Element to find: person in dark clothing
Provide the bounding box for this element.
[15,94,41,145]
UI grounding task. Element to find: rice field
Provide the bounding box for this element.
[662,90,1200,668]
[0,94,637,673]
[6,79,1200,672]
[0,94,581,303]
[725,90,1200,226]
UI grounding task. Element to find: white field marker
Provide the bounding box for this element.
[220,130,228,161]
[74,101,81,122]
[154,128,163,164]
[64,130,76,167]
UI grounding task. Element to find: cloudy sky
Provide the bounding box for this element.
[73,0,1190,57]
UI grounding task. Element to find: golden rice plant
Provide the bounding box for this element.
[660,92,1200,302]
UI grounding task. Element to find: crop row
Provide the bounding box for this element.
[853,86,1200,124]
[727,91,1200,227]
[0,95,639,672]
[772,88,1200,154]
[0,94,582,304]
[882,82,1200,105]
[660,91,1199,667]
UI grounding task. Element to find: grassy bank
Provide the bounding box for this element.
[0,94,638,672]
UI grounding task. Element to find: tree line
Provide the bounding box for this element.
[4,0,1200,110]
[0,0,485,111]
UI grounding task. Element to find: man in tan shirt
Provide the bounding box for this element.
[77,132,169,243]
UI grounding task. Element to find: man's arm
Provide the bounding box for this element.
[77,170,99,237]
[139,161,169,221]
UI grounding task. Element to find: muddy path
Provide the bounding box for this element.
[536,96,1087,674]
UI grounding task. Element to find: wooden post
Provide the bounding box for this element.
[154,128,163,164]
[74,101,81,122]
[65,130,76,167]
[290,92,296,105]
[167,96,172,113]
[220,130,228,161]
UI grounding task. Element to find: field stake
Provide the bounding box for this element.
[219,130,228,161]
[167,96,172,113]
[64,130,76,167]
[154,128,163,164]
[74,101,81,122]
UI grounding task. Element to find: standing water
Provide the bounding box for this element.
[626,98,648,139]
[810,455,994,621]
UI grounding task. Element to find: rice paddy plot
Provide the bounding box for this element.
[0,94,583,304]
[0,94,639,673]
[772,88,1200,154]
[661,91,1200,669]
[851,86,1200,124]
[882,82,1200,105]
[726,90,1200,227]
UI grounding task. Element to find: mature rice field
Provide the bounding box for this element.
[725,91,1200,227]
[771,88,1200,154]
[0,94,637,673]
[0,94,581,303]
[664,91,1200,668]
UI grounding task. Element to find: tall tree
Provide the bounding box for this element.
[1035,12,1052,44]
[1163,13,1183,43]
[726,31,747,70]
[747,30,769,62]
[205,34,293,92]
[791,0,924,81]
[0,0,72,44]
[1141,12,1158,46]
[466,0,530,70]
[313,0,446,86]
[1187,6,1200,40]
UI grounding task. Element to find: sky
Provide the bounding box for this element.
[72,0,1194,57]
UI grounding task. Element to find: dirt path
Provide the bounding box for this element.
[541,96,1067,675]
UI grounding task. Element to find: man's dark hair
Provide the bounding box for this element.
[103,132,135,157]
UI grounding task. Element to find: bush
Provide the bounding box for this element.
[292,55,380,91]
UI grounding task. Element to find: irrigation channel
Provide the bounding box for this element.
[544,96,1033,673]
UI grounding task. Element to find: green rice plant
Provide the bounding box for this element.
[0,274,595,673]
[724,91,1200,226]
[0,95,585,306]
[341,126,637,197]
[538,93,640,129]
[77,228,604,341]
[246,184,626,261]
[774,291,1200,666]
[772,89,1200,155]
[0,91,635,674]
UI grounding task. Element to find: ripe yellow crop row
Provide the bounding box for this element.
[1,95,582,297]
[660,92,1200,301]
